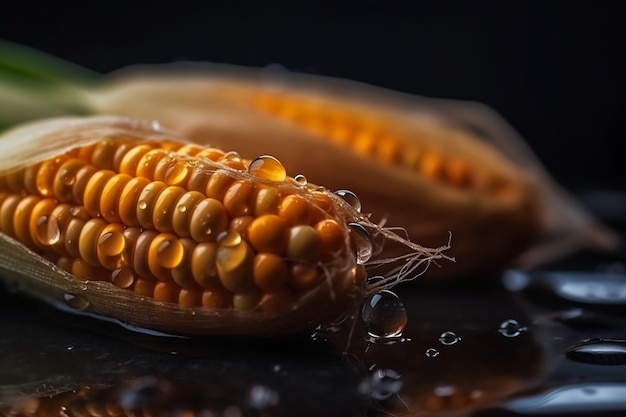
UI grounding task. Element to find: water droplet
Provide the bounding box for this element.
[498,319,527,338]
[425,348,440,358]
[566,339,626,365]
[248,384,280,410]
[69,206,82,217]
[177,204,187,213]
[248,155,287,182]
[360,368,403,400]
[138,200,148,210]
[218,230,242,247]
[223,151,242,161]
[294,174,308,186]
[111,268,135,289]
[98,231,126,257]
[157,237,184,269]
[59,169,75,186]
[66,345,74,351]
[35,215,60,246]
[151,120,161,131]
[334,189,362,212]
[165,162,188,185]
[63,293,90,310]
[348,222,373,264]
[439,331,461,346]
[361,290,407,339]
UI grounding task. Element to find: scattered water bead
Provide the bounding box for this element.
[63,293,90,311]
[361,289,407,339]
[293,174,308,186]
[334,189,362,212]
[248,155,287,182]
[439,331,462,346]
[348,222,373,264]
[35,214,61,246]
[111,268,135,289]
[425,348,440,358]
[566,339,626,365]
[248,384,280,410]
[361,368,403,401]
[498,319,527,338]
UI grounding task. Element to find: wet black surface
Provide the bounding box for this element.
[1,190,625,417]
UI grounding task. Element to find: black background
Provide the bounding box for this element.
[1,1,624,191]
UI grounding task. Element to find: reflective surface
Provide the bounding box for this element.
[1,191,626,417]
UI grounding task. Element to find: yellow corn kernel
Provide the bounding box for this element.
[0,137,359,313]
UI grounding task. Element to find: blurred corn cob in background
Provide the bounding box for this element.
[0,41,617,282]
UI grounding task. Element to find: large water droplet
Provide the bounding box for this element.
[248,384,280,410]
[138,200,148,210]
[334,189,362,212]
[425,348,440,358]
[498,319,527,338]
[566,339,626,365]
[248,155,287,182]
[35,215,60,246]
[361,290,407,339]
[348,222,373,264]
[63,293,90,310]
[439,331,461,346]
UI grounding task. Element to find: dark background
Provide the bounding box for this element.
[1,1,624,192]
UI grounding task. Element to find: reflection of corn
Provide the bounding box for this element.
[0,138,349,313]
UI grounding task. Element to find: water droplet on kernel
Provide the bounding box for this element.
[361,290,407,339]
[177,204,187,213]
[98,231,125,257]
[111,268,135,289]
[223,151,242,162]
[294,174,308,186]
[218,230,242,247]
[157,237,184,268]
[499,319,527,338]
[248,155,287,182]
[151,120,161,131]
[138,200,148,210]
[165,162,188,185]
[63,293,90,310]
[439,331,461,346]
[334,189,362,212]
[348,223,373,264]
[36,215,60,246]
[69,206,82,217]
[425,348,440,358]
[60,170,75,186]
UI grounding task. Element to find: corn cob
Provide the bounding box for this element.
[85,67,617,281]
[0,116,447,336]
